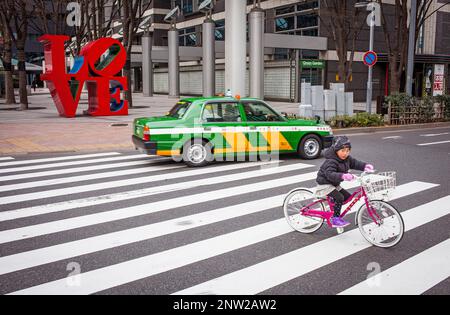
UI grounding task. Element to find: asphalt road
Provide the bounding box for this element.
[0,125,449,295]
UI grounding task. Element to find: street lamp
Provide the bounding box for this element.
[199,0,215,18]
[165,6,181,98]
[199,0,216,97]
[355,1,379,114]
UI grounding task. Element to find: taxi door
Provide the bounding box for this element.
[201,101,248,159]
[241,101,294,155]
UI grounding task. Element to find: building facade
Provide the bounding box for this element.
[126,0,449,110]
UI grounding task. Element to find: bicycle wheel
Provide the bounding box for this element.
[283,188,326,234]
[357,200,404,248]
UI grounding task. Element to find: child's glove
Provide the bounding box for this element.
[364,164,375,173]
[342,173,355,181]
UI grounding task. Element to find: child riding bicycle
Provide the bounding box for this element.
[315,136,374,228]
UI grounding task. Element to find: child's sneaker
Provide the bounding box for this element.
[331,217,350,228]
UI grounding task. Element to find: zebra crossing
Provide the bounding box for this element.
[0,151,449,295]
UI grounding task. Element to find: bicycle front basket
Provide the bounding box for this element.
[362,172,397,199]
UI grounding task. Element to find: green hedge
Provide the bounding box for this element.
[435,95,450,120]
[384,93,450,123]
[330,113,385,128]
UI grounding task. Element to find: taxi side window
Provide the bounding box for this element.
[202,103,242,122]
[243,102,284,122]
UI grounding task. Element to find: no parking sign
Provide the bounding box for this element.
[363,51,378,67]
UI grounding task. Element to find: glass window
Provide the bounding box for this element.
[179,27,197,46]
[302,28,319,37]
[297,14,318,28]
[174,0,193,14]
[274,1,319,37]
[215,20,225,41]
[276,5,295,16]
[243,102,286,122]
[275,16,295,32]
[301,50,320,59]
[297,1,319,12]
[202,103,242,123]
[167,101,192,119]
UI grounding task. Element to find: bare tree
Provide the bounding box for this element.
[319,0,365,86]
[9,0,32,110]
[0,5,16,104]
[377,0,435,94]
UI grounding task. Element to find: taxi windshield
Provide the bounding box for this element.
[167,101,192,119]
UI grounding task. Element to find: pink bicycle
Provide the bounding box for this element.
[283,171,405,248]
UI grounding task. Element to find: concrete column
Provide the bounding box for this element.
[225,0,247,97]
[202,19,215,97]
[168,26,180,98]
[142,32,153,97]
[249,7,264,99]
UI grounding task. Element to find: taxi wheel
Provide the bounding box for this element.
[182,139,214,167]
[298,134,322,160]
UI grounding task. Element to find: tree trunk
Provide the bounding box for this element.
[3,44,16,105]
[389,58,401,94]
[123,56,133,108]
[337,61,347,83]
[16,47,28,110]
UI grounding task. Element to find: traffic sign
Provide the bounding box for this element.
[363,51,378,67]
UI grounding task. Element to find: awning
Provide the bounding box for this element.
[377,54,450,64]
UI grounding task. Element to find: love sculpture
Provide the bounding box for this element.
[39,35,128,117]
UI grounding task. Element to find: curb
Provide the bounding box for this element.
[333,121,450,135]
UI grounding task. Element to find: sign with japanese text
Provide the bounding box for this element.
[433,64,445,96]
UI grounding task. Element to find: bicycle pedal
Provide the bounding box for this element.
[336,227,345,234]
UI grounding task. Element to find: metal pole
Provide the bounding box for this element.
[168,26,180,98]
[366,10,375,113]
[406,0,418,96]
[295,50,300,103]
[249,7,265,99]
[202,18,216,97]
[142,32,153,97]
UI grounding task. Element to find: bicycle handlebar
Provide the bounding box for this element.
[350,170,377,181]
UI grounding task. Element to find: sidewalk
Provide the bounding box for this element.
[1,90,449,155]
[0,90,301,155]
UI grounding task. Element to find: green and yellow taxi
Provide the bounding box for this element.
[132,97,334,167]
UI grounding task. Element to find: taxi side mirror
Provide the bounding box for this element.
[315,115,321,124]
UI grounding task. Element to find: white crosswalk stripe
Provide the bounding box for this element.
[0,161,305,220]
[0,160,306,205]
[339,239,450,295]
[0,158,170,182]
[0,153,148,174]
[0,157,14,161]
[0,152,447,296]
[0,152,121,168]
[0,162,185,192]
[2,182,439,293]
[173,196,450,295]
[0,181,436,244]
